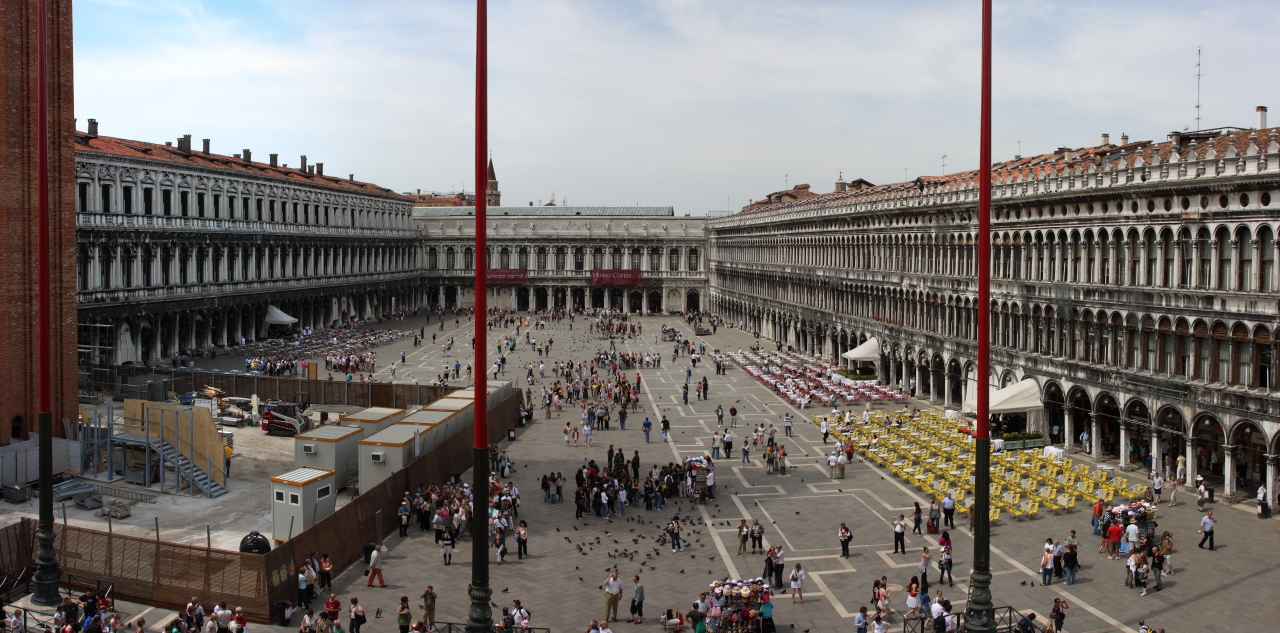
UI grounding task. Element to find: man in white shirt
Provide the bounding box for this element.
[1079,430,1090,453]
[892,515,906,554]
[837,451,848,479]
[1198,511,1216,550]
[828,453,839,479]
[602,572,623,622]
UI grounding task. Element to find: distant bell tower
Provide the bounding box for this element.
[486,158,500,206]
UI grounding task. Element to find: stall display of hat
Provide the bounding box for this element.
[700,578,772,633]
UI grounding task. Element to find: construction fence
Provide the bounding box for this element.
[1,391,521,623]
[93,366,453,409]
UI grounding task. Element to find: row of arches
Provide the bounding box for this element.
[427,245,702,272]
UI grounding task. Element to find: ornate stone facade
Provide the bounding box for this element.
[414,208,707,313]
[709,125,1280,503]
[74,126,423,366]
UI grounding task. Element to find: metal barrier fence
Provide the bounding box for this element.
[432,623,551,633]
[901,605,1040,633]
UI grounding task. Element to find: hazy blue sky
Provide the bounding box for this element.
[75,1,1280,214]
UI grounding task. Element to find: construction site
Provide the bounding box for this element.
[0,369,521,623]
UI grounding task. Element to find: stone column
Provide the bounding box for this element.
[1184,440,1198,491]
[1267,455,1278,509]
[1229,239,1241,292]
[1190,240,1202,288]
[1064,414,1073,451]
[1092,415,1101,459]
[1119,423,1129,470]
[1149,430,1160,478]
[1223,444,1236,499]
[1209,239,1220,289]
[1137,239,1149,286]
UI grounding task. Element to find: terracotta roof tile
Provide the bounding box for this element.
[74,132,409,200]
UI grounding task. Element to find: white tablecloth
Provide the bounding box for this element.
[1043,446,1065,461]
[992,439,1005,451]
[944,410,959,420]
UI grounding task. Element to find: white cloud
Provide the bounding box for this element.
[75,0,1280,214]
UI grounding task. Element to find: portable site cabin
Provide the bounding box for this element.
[396,409,464,453]
[340,407,407,436]
[450,380,513,410]
[421,397,475,429]
[358,425,420,490]
[294,424,363,489]
[270,467,336,542]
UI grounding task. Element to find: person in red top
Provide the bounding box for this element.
[1092,501,1104,536]
[1105,521,1123,559]
[325,594,341,621]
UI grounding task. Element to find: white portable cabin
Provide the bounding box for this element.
[449,380,513,410]
[271,467,337,542]
[396,409,464,453]
[421,397,475,429]
[294,424,364,489]
[340,407,408,436]
[358,425,420,490]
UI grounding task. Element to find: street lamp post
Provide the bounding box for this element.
[31,0,64,607]
[465,1,493,631]
[963,0,996,631]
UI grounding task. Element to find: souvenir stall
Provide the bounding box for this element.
[686,456,714,503]
[703,578,773,633]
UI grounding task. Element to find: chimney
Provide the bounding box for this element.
[269,153,278,167]
[87,119,98,137]
[242,149,252,162]
[349,174,354,182]
[1101,133,1110,146]
[417,189,422,195]
[300,155,308,172]
[1120,133,1129,145]
[177,135,191,152]
[316,162,324,176]
[1258,106,1269,130]
[308,165,314,175]
[202,138,210,154]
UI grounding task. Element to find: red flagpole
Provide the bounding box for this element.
[466,0,493,630]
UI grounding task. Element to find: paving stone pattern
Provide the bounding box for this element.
[310,316,1277,633]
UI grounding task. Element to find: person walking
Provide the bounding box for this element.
[365,545,387,588]
[820,418,830,444]
[661,416,671,442]
[1197,510,1216,550]
[918,546,932,596]
[893,515,906,554]
[938,532,954,587]
[736,520,749,556]
[348,599,366,633]
[602,572,622,623]
[839,523,853,558]
[515,520,529,560]
[942,493,955,528]
[789,564,806,603]
[716,405,724,427]
[729,405,738,427]
[912,502,923,535]
[643,417,652,443]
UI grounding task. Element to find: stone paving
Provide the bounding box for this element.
[304,315,1277,633]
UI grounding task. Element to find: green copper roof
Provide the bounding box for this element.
[413,206,674,218]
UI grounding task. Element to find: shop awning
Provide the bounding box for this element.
[841,336,880,361]
[264,305,298,325]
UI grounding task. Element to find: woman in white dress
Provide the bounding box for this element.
[789,563,806,603]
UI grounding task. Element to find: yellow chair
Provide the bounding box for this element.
[989,507,1001,524]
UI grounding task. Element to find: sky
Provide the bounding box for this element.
[74,0,1280,215]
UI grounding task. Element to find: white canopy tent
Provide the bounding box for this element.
[963,378,1046,434]
[264,305,299,326]
[841,337,881,381]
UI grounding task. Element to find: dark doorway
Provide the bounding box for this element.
[535,287,548,311]
[572,288,586,309]
[686,290,700,312]
[591,288,605,309]
[647,291,662,313]
[516,287,530,312]
[628,291,642,314]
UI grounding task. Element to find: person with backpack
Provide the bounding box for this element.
[1050,598,1068,632]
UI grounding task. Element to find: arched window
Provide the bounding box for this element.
[445,247,456,269]
[555,247,566,270]
[592,248,604,269]
[649,247,661,271]
[611,247,622,269]
[630,247,642,269]
[463,247,474,270]
[573,247,585,271]
[668,248,681,271]
[499,247,511,268]
[428,247,438,270]
[536,247,547,270]
[688,248,700,271]
[517,247,529,269]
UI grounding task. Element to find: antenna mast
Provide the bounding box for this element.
[1195,46,1201,130]
[941,155,947,175]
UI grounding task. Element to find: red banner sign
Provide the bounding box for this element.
[486,268,529,285]
[591,269,642,286]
